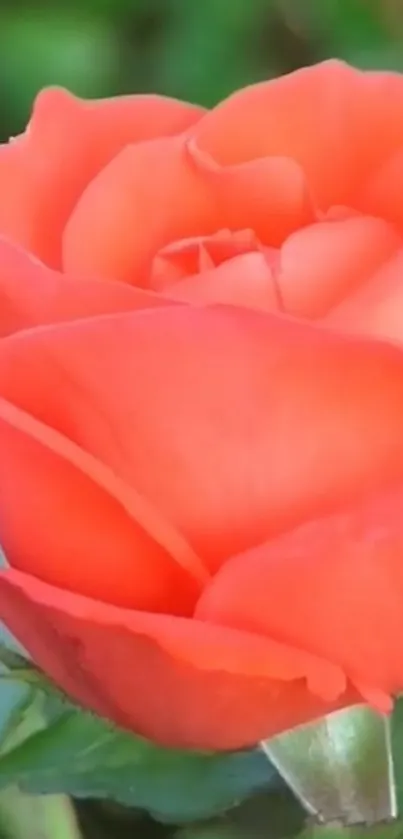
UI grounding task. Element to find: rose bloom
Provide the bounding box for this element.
[1,60,403,750]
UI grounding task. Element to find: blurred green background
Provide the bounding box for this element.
[1,0,403,140]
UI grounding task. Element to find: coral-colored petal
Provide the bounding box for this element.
[0,238,176,337]
[186,141,314,247]
[63,138,312,283]
[1,307,403,572]
[0,569,356,749]
[0,397,205,612]
[324,248,403,343]
[194,60,403,208]
[151,228,262,288]
[63,137,218,283]
[163,252,280,311]
[0,88,203,268]
[276,215,399,318]
[358,149,403,231]
[197,485,403,704]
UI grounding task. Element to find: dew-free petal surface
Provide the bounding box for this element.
[63,139,312,283]
[197,486,403,706]
[1,307,403,572]
[0,569,355,749]
[0,238,176,337]
[0,88,203,268]
[276,215,399,318]
[0,397,204,612]
[163,252,280,311]
[194,60,403,209]
[324,248,403,343]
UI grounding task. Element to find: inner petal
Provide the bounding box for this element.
[151,228,270,290]
[275,214,400,319]
[160,252,282,312]
[63,136,312,285]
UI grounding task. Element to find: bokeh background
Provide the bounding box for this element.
[1,0,403,141]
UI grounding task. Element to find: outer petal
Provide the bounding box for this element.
[1,307,403,572]
[197,486,403,710]
[324,248,403,343]
[276,215,399,318]
[63,137,312,283]
[0,397,205,613]
[193,60,403,208]
[357,149,403,231]
[0,569,356,749]
[0,238,176,337]
[63,137,218,283]
[0,88,203,268]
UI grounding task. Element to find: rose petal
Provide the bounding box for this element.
[358,149,403,231]
[0,88,203,268]
[0,569,355,749]
[163,252,281,311]
[0,238,176,337]
[0,396,205,612]
[63,137,312,283]
[194,60,403,208]
[322,249,403,342]
[151,228,262,288]
[276,215,399,318]
[187,140,314,247]
[63,137,218,283]
[324,248,403,343]
[197,485,403,704]
[1,307,403,573]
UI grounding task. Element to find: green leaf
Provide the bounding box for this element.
[76,801,173,839]
[0,638,278,823]
[0,649,30,756]
[175,787,304,839]
[0,699,276,824]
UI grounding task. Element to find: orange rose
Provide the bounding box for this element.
[1,61,403,749]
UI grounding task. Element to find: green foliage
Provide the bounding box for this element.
[0,680,276,825]
[0,10,120,128]
[174,787,304,839]
[1,0,403,138]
